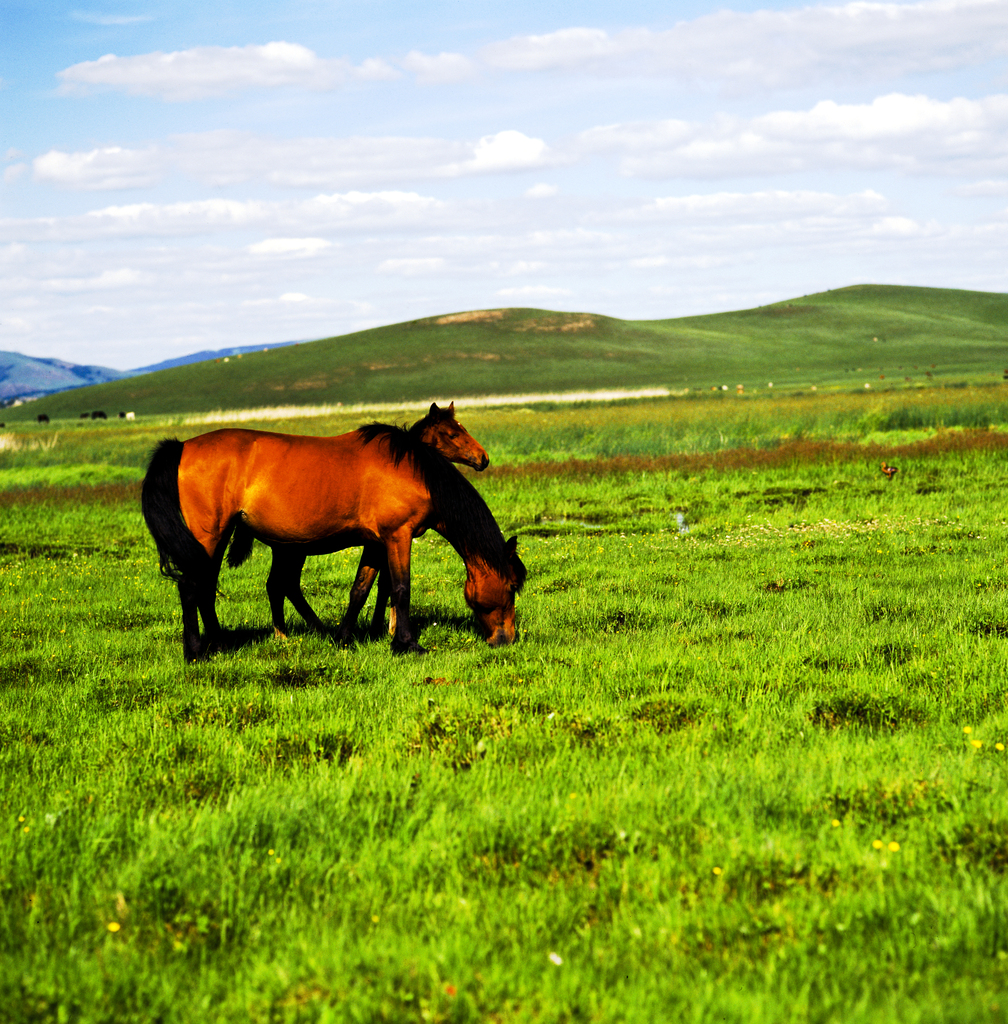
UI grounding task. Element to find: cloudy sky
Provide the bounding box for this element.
[2,0,1008,368]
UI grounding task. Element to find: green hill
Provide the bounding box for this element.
[9,284,1008,422]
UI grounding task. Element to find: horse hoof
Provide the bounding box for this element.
[392,640,426,655]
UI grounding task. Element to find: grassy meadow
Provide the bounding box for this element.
[2,387,1008,1022]
[5,283,1008,421]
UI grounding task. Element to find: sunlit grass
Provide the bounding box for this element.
[2,425,1008,1020]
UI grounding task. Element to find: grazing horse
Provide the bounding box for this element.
[141,420,524,662]
[233,402,490,638]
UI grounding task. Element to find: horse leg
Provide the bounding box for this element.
[178,580,203,663]
[195,550,225,656]
[386,533,424,655]
[369,563,393,637]
[267,548,298,637]
[268,548,326,637]
[335,543,383,644]
[283,551,327,632]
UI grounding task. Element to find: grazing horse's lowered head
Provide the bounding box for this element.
[465,536,526,646]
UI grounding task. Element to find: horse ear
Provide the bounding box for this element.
[505,535,517,556]
[429,402,439,418]
[447,401,455,416]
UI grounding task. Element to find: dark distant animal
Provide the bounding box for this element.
[91,410,107,420]
[37,414,49,424]
[141,414,523,663]
[244,402,490,638]
[881,461,898,480]
[80,413,89,419]
[119,411,126,419]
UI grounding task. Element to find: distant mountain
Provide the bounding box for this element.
[130,341,297,375]
[0,341,299,405]
[0,352,127,403]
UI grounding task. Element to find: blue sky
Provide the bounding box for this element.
[2,0,1008,368]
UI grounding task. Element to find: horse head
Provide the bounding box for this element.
[416,401,489,471]
[464,536,526,646]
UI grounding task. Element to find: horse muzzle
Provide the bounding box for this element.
[486,625,516,647]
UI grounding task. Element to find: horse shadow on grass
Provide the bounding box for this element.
[332,609,477,646]
[202,608,479,654]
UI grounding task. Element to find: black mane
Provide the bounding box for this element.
[357,422,517,581]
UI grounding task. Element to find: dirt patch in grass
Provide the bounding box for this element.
[259,733,356,769]
[631,699,701,733]
[823,779,950,826]
[164,701,275,731]
[940,822,1008,873]
[435,310,505,325]
[809,692,926,731]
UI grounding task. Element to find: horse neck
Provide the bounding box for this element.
[433,517,506,583]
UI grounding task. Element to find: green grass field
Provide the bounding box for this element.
[6,284,1008,422]
[2,390,1008,1022]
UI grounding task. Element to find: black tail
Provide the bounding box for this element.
[227,519,255,568]
[141,438,210,583]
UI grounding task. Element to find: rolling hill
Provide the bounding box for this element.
[6,284,1008,422]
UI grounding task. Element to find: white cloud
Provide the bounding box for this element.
[576,94,1008,179]
[32,129,553,194]
[170,130,470,188]
[70,12,154,25]
[356,58,400,82]
[33,145,163,190]
[645,189,889,221]
[506,260,547,274]
[482,27,613,72]
[248,237,332,256]
[953,179,1008,196]
[479,0,1008,90]
[29,91,1008,201]
[3,163,27,184]
[44,267,149,292]
[0,190,446,243]
[446,130,551,175]
[377,257,446,275]
[401,50,475,84]
[279,292,309,302]
[497,285,572,297]
[56,42,396,101]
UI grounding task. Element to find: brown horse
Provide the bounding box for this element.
[233,402,490,638]
[141,419,524,662]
